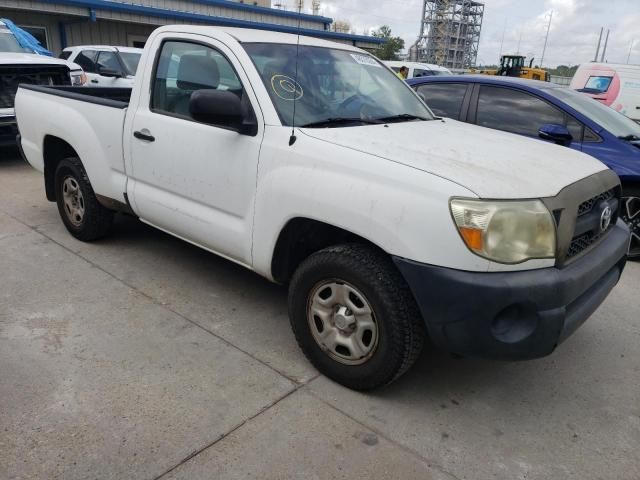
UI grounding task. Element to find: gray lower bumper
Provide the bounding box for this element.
[394,221,630,360]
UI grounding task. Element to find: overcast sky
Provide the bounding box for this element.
[308,0,638,67]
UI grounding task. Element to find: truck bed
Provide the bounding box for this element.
[15,82,131,206]
[18,84,131,108]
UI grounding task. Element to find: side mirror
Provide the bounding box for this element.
[189,89,257,135]
[538,124,573,146]
[98,67,123,78]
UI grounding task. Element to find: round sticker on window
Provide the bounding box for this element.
[271,74,303,101]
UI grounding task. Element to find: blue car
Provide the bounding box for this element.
[408,75,640,257]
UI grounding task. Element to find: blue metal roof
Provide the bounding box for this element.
[38,0,384,45]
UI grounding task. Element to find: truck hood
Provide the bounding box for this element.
[300,119,608,199]
[0,52,81,71]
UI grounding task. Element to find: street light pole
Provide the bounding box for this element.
[517,31,523,55]
[629,39,636,64]
[540,10,553,68]
[499,17,507,57]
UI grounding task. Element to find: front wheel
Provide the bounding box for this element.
[620,186,640,258]
[288,244,425,390]
[54,157,114,241]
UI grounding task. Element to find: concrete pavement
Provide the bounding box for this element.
[1,149,639,480]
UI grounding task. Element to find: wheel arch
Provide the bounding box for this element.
[42,135,80,201]
[270,217,386,284]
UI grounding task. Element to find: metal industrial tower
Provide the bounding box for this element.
[413,0,484,69]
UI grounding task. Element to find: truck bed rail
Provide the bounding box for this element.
[18,84,131,109]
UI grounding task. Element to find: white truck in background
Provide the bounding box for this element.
[385,60,453,79]
[15,26,630,390]
[0,19,85,146]
[60,46,143,88]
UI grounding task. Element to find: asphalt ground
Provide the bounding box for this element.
[1,148,639,480]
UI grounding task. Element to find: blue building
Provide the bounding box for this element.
[0,0,382,55]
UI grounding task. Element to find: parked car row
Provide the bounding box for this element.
[0,19,85,146]
[15,26,631,391]
[1,17,144,147]
[408,75,640,257]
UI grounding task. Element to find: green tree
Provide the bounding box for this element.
[372,25,405,61]
[548,65,579,77]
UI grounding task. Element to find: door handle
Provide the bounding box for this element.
[134,130,155,142]
[91,79,98,84]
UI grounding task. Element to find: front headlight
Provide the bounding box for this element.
[70,71,87,86]
[450,198,556,264]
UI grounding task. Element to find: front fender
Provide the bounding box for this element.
[251,127,490,278]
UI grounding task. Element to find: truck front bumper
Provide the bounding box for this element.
[393,221,630,360]
[0,115,18,147]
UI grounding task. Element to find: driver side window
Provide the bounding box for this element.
[151,41,243,120]
[476,86,565,137]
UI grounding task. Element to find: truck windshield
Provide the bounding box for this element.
[549,87,640,139]
[243,43,433,127]
[0,31,31,53]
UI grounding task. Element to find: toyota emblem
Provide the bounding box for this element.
[600,205,613,233]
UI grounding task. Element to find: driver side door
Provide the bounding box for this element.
[127,36,263,266]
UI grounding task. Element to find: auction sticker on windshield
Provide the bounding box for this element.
[350,53,381,68]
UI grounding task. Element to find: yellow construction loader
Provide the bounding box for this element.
[474,55,550,82]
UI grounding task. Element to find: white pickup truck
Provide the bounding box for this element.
[16,26,630,390]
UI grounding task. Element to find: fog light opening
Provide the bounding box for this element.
[491,304,539,344]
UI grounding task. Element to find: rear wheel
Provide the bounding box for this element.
[288,244,425,390]
[54,157,114,241]
[620,186,640,258]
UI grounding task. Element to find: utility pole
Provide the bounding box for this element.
[628,39,635,64]
[594,27,603,62]
[600,29,610,62]
[540,10,553,68]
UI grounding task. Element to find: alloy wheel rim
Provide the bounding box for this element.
[62,176,85,227]
[620,196,640,257]
[307,280,379,366]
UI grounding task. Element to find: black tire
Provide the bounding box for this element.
[288,244,425,391]
[621,185,640,259]
[54,157,114,241]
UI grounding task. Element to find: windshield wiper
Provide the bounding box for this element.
[300,118,382,128]
[618,134,640,141]
[376,113,431,123]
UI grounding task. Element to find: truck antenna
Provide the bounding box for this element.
[289,4,302,146]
